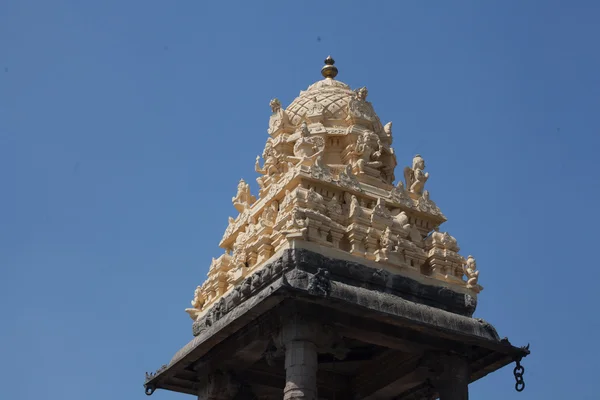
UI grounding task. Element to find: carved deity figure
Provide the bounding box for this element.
[290,122,325,165]
[463,255,480,288]
[268,98,289,135]
[355,86,368,101]
[261,202,278,227]
[349,195,362,218]
[231,231,247,267]
[326,194,342,216]
[232,179,256,213]
[280,189,293,211]
[404,154,429,195]
[380,227,395,253]
[284,207,308,236]
[348,86,376,122]
[255,140,280,176]
[353,131,383,176]
[256,140,284,190]
[270,98,281,113]
[191,285,205,309]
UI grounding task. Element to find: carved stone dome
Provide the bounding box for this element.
[286,78,356,126]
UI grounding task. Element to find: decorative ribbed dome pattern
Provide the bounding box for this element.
[286,79,355,125]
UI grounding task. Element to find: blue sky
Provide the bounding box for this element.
[2,1,599,399]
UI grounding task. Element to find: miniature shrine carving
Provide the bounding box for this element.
[144,57,531,400]
[187,56,483,321]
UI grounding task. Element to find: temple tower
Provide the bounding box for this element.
[144,57,529,400]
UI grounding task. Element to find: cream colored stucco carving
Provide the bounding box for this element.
[187,58,482,319]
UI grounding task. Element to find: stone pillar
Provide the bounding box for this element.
[276,315,321,400]
[284,340,318,400]
[197,371,240,400]
[426,353,470,400]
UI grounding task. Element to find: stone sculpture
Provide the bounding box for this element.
[353,131,383,176]
[464,255,480,288]
[232,179,256,213]
[270,98,281,113]
[289,122,325,166]
[404,154,429,195]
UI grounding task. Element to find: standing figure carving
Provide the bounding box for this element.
[232,179,256,213]
[268,98,290,135]
[404,154,429,195]
[255,140,280,176]
[380,227,395,253]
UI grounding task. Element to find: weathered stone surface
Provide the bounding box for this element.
[145,247,529,397]
[191,248,477,338]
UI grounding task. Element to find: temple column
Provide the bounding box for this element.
[197,371,240,400]
[276,315,321,400]
[427,353,470,400]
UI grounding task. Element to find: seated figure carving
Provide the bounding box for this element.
[353,130,383,177]
[463,255,480,288]
[404,154,429,195]
[288,122,325,166]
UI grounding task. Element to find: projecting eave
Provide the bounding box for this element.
[144,248,529,398]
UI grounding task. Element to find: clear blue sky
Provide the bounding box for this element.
[2,1,599,399]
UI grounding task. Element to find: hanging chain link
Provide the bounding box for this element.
[513,358,526,392]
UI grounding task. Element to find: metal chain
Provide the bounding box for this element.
[513,358,526,392]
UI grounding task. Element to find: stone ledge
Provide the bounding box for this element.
[190,247,476,340]
[145,249,528,395]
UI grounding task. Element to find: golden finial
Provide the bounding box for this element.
[321,55,338,79]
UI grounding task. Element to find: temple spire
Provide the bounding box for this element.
[320,55,338,79]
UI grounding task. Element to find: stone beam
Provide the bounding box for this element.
[424,352,470,400]
[312,306,452,354]
[191,315,273,375]
[351,350,421,399]
[197,371,240,400]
